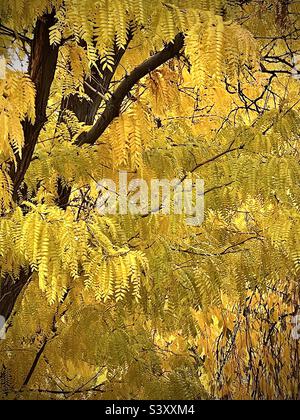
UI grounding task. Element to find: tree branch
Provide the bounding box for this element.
[21,289,71,389]
[172,236,264,258]
[75,33,185,146]
[0,24,32,44]
[59,31,134,126]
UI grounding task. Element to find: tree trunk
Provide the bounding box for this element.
[11,11,59,200]
[0,270,31,320]
[0,11,59,320]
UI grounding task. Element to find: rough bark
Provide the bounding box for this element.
[0,11,59,319]
[76,33,185,146]
[11,11,59,200]
[59,32,133,125]
[56,33,133,208]
[0,270,31,319]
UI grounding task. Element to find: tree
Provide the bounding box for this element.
[0,0,300,399]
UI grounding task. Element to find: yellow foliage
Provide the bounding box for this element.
[0,0,300,401]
